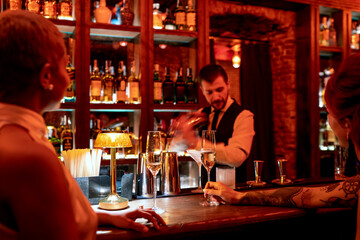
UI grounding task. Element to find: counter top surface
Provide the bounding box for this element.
[94,194,354,239]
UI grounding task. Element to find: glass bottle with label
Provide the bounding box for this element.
[164,8,176,30]
[103,60,114,103]
[26,0,41,14]
[153,3,163,29]
[186,0,196,31]
[58,0,73,20]
[175,0,186,30]
[61,115,73,152]
[90,59,102,102]
[65,55,75,102]
[120,0,134,26]
[329,17,337,47]
[185,67,197,103]
[7,0,22,10]
[128,61,140,104]
[116,61,128,103]
[175,67,186,104]
[320,16,329,46]
[43,0,57,19]
[153,64,162,104]
[162,67,174,104]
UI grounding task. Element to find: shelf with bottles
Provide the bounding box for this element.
[90,0,140,27]
[153,0,197,33]
[319,6,343,49]
[351,11,360,52]
[1,0,75,21]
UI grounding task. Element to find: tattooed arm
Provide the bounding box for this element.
[204,176,360,208]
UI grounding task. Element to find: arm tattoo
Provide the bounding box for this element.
[239,187,302,207]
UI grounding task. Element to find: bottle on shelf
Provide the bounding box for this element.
[320,16,329,46]
[116,61,128,103]
[64,55,75,103]
[26,0,41,14]
[175,67,186,104]
[186,0,196,31]
[128,60,140,104]
[318,71,325,108]
[7,0,22,10]
[94,0,111,24]
[61,115,74,152]
[162,67,174,104]
[153,3,163,29]
[175,0,186,30]
[185,67,197,103]
[90,59,102,102]
[351,20,359,50]
[103,60,114,103]
[328,17,337,47]
[153,64,163,104]
[58,0,73,20]
[120,0,134,26]
[43,0,57,19]
[163,8,176,30]
[47,126,61,156]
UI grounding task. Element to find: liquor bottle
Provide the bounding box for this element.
[329,18,337,47]
[175,67,186,104]
[47,126,60,156]
[120,0,134,26]
[90,59,102,102]
[7,0,22,10]
[153,64,162,104]
[128,61,140,104]
[26,0,41,14]
[43,0,57,19]
[116,61,128,103]
[163,8,176,30]
[351,21,359,50]
[103,60,114,102]
[162,67,174,104]
[61,115,73,152]
[153,3,163,29]
[186,0,196,31]
[174,0,186,30]
[58,0,73,20]
[185,67,197,103]
[94,0,111,24]
[320,16,329,46]
[65,55,75,102]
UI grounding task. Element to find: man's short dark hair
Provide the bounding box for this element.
[198,64,228,84]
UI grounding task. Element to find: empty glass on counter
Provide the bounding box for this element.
[187,149,203,193]
[146,131,165,214]
[272,158,292,185]
[247,160,266,187]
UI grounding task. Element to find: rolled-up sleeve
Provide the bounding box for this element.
[216,110,255,167]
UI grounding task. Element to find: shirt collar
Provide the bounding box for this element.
[211,96,234,113]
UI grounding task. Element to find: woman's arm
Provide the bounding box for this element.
[205,176,360,208]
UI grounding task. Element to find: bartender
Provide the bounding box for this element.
[173,64,255,184]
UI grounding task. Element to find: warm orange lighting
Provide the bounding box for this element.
[232,52,241,68]
[159,43,167,49]
[119,41,128,47]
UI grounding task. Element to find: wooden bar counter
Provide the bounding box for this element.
[95,193,355,240]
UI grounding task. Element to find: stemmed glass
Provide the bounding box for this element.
[187,149,203,193]
[200,130,218,206]
[146,131,165,214]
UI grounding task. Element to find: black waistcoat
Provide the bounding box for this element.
[200,100,246,186]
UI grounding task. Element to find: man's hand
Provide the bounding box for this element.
[204,181,242,205]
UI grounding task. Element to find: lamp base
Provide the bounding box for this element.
[98,193,128,210]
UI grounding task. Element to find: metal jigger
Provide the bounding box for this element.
[272,158,292,185]
[247,160,266,187]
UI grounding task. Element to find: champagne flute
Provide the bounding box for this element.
[187,149,203,193]
[146,131,165,214]
[200,130,218,206]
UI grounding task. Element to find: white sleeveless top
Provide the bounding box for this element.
[0,103,98,240]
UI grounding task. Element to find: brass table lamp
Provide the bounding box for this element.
[94,130,132,210]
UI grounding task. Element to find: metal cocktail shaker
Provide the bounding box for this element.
[136,153,153,198]
[161,152,180,195]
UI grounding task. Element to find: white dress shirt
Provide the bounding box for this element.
[198,97,255,168]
